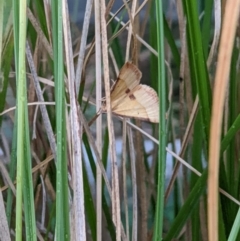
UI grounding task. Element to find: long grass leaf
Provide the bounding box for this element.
[12,0,27,238]
[51,1,70,239]
[163,171,207,241]
[183,0,211,140]
[23,108,37,241]
[152,0,166,240]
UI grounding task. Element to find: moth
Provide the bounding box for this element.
[100,62,159,123]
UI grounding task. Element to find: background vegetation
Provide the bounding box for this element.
[0,0,240,240]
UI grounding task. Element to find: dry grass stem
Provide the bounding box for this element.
[208,1,240,240]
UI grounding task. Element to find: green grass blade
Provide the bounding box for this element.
[228,208,240,241]
[219,200,227,241]
[51,0,70,239]
[149,3,158,91]
[163,171,207,241]
[226,43,238,193]
[31,0,50,40]
[220,114,240,154]
[153,0,166,240]
[109,20,124,67]
[82,160,97,241]
[201,0,214,57]
[82,132,116,240]
[183,0,211,140]
[190,112,204,240]
[163,14,180,69]
[12,0,28,238]
[23,107,37,240]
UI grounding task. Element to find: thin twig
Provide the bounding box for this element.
[75,0,93,93]
[26,42,57,161]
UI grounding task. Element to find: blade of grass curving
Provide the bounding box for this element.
[220,114,240,154]
[182,0,211,140]
[152,0,166,240]
[228,207,240,241]
[32,0,50,40]
[201,0,214,57]
[163,14,180,69]
[163,171,207,241]
[218,201,227,241]
[190,112,204,240]
[51,0,70,239]
[167,146,240,206]
[123,115,240,217]
[26,8,53,58]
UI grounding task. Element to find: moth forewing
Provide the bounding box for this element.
[118,62,142,89]
[110,62,142,101]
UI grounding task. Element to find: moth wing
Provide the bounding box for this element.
[112,84,159,123]
[110,62,142,106]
